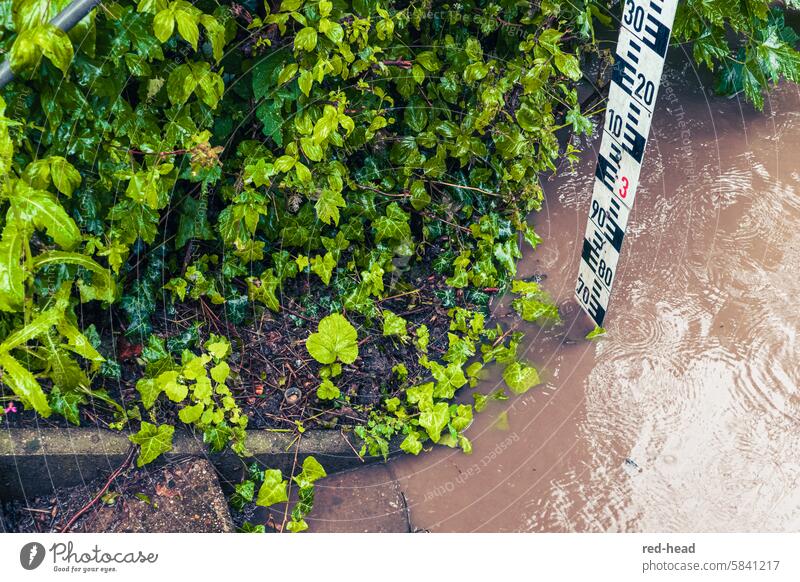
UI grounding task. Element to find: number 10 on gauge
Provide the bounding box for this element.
[575,0,678,327]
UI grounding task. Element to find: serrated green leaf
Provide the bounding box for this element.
[9,184,80,250]
[0,219,25,312]
[33,251,116,303]
[129,422,174,467]
[0,351,51,417]
[315,190,345,225]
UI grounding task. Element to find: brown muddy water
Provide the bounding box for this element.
[312,56,800,532]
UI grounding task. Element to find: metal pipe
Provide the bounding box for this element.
[0,0,101,89]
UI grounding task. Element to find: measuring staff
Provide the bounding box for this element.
[575,0,679,327]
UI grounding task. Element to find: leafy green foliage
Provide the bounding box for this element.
[306,313,358,365]
[674,2,800,110]
[316,378,340,400]
[382,310,408,338]
[129,421,174,467]
[136,334,247,455]
[244,456,326,533]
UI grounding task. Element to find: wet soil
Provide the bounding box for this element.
[2,240,481,432]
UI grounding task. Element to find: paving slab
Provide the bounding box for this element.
[5,457,233,533]
[77,457,234,533]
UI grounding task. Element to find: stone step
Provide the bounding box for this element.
[5,457,234,533]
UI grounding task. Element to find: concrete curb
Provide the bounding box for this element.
[0,427,388,500]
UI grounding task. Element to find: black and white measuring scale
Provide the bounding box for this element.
[575,0,679,327]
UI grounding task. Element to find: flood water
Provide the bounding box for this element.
[312,54,800,532]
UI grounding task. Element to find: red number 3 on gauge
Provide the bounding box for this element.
[618,176,629,198]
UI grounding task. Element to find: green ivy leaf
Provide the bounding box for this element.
[287,519,308,533]
[49,386,85,426]
[247,269,281,312]
[129,422,174,467]
[406,382,434,411]
[510,280,560,325]
[419,402,450,443]
[400,432,423,455]
[414,324,430,353]
[373,202,411,243]
[293,456,327,489]
[310,252,336,285]
[430,361,467,399]
[502,361,541,394]
[409,180,430,210]
[585,326,606,340]
[178,402,204,424]
[256,469,289,507]
[136,378,161,410]
[315,190,345,225]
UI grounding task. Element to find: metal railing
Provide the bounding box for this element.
[0,0,101,89]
